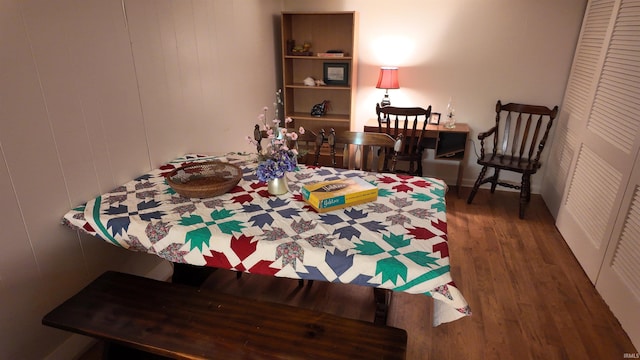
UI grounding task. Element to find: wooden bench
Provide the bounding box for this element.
[42,271,407,359]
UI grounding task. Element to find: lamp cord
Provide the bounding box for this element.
[468,138,480,160]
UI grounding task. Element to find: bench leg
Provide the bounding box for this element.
[103,341,170,359]
[373,288,391,325]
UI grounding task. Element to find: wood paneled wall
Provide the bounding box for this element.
[0,1,281,358]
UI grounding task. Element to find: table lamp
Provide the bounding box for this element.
[376,67,399,107]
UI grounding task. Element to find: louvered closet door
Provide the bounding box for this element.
[556,0,640,283]
[540,0,609,218]
[596,156,640,348]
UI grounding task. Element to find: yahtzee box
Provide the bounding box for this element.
[301,177,378,213]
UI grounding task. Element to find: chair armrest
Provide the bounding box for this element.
[389,134,403,173]
[477,126,497,140]
[393,134,404,153]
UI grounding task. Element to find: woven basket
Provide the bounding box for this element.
[166,161,242,198]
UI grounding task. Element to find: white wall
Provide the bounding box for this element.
[285,0,587,189]
[0,1,282,359]
[0,0,585,359]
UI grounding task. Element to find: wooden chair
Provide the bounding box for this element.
[324,129,402,173]
[318,129,402,324]
[375,103,431,175]
[253,124,323,166]
[467,100,559,219]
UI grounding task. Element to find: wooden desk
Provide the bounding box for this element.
[364,119,470,191]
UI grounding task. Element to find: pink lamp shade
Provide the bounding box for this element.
[376,67,400,90]
[376,67,399,107]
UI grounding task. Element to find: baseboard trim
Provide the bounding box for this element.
[43,334,97,360]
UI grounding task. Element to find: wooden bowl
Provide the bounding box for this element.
[166,161,242,198]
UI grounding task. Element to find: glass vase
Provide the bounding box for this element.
[267,176,289,195]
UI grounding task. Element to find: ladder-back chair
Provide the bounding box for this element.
[320,128,402,324]
[467,100,559,219]
[324,129,402,173]
[375,104,431,175]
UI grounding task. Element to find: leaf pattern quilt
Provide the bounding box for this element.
[62,154,471,325]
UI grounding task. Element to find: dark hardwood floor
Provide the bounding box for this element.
[80,188,637,360]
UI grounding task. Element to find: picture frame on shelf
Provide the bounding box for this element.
[323,62,349,85]
[430,112,441,125]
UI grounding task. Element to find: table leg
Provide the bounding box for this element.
[456,160,465,197]
[373,288,392,325]
[171,263,216,287]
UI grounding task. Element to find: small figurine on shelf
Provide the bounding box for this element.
[303,77,316,86]
[311,100,330,117]
[290,40,312,56]
[303,77,327,87]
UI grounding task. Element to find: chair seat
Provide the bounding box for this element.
[478,154,542,173]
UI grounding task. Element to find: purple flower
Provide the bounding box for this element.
[256,149,298,182]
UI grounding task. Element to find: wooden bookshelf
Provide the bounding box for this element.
[281,12,358,136]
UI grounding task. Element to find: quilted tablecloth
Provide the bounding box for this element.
[62,153,471,325]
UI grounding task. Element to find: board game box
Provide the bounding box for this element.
[301,177,378,213]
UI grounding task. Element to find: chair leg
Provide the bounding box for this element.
[467,166,488,204]
[490,169,500,193]
[296,279,314,288]
[525,174,532,203]
[519,174,531,219]
[381,148,389,172]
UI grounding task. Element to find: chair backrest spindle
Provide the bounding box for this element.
[512,112,523,160]
[527,114,542,162]
[518,113,531,162]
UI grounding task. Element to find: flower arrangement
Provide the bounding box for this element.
[246,89,305,182]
